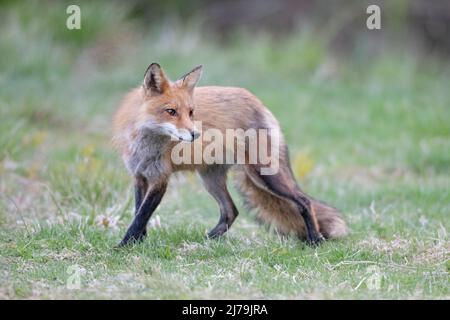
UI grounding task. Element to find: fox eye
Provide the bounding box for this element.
[189,109,194,118]
[165,108,177,117]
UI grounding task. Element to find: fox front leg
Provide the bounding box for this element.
[117,181,167,247]
[134,176,148,236]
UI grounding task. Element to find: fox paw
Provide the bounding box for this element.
[307,233,325,246]
[115,231,146,248]
[207,223,229,239]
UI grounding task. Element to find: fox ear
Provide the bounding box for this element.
[178,65,202,93]
[143,63,169,95]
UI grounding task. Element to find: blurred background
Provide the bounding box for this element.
[1,0,449,211]
[1,0,449,172]
[1,0,450,214]
[0,0,449,299]
[0,0,449,218]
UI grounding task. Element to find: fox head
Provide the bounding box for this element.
[138,63,202,142]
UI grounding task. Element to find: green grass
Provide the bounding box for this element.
[0,1,449,299]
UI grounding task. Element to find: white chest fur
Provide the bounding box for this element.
[125,131,170,179]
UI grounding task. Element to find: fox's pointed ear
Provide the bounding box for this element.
[143,63,169,95]
[178,65,202,93]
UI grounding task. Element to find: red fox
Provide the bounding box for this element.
[113,63,347,247]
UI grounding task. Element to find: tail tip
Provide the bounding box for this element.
[323,218,348,239]
[312,201,348,239]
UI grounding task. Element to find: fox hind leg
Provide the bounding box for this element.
[245,165,324,245]
[199,167,239,239]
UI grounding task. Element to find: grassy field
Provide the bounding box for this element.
[0,2,449,299]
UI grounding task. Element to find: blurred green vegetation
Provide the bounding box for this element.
[0,0,448,299]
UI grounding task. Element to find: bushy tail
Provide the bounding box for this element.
[234,169,347,240]
[309,198,348,239]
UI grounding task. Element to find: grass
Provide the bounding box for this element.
[0,1,449,299]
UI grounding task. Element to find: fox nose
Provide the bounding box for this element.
[191,131,200,140]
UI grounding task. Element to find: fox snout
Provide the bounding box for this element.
[178,128,200,142]
[191,130,200,140]
[180,129,200,142]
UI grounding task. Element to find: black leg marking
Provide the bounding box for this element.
[246,166,323,245]
[134,185,144,214]
[134,176,148,237]
[291,195,324,245]
[134,176,148,213]
[117,182,167,247]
